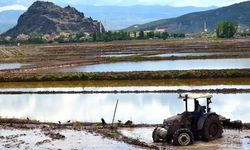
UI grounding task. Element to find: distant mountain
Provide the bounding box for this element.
[1,1,105,37]
[124,1,250,33]
[73,5,217,30]
[0,4,216,33]
[0,10,24,33]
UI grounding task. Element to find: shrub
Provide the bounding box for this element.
[216,21,238,38]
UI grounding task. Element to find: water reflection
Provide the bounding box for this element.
[104,54,135,57]
[55,58,250,72]
[0,63,27,70]
[147,51,250,57]
[0,93,249,123]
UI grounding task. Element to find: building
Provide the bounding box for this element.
[16,34,30,41]
[154,28,167,33]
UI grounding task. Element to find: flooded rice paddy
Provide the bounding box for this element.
[104,54,136,57]
[0,63,27,70]
[147,51,250,57]
[0,93,250,123]
[0,129,139,150]
[55,58,250,72]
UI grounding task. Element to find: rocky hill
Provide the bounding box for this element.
[0,5,216,33]
[124,1,250,33]
[1,1,105,37]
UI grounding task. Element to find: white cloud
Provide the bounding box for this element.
[0,4,27,12]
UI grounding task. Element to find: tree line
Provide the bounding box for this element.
[92,31,185,42]
[0,21,245,45]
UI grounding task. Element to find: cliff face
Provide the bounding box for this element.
[2,1,105,36]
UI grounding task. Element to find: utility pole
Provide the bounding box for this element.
[111,99,119,128]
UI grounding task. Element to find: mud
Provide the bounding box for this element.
[120,127,250,150]
[0,78,248,88]
[1,118,250,149]
[0,122,142,150]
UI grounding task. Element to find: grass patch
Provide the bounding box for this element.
[0,69,250,82]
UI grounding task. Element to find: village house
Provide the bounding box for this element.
[16,34,30,41]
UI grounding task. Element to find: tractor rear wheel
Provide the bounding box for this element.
[173,128,194,146]
[202,115,223,141]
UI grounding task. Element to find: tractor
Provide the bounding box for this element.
[152,93,223,146]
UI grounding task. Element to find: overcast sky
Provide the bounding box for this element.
[0,0,249,12]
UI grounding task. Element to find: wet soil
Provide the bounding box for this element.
[0,120,143,150]
[120,127,250,150]
[1,38,250,75]
[1,119,250,149]
[0,78,249,88]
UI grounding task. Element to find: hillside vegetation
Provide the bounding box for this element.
[124,1,250,33]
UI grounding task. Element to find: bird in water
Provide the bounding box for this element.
[118,120,122,126]
[101,118,107,127]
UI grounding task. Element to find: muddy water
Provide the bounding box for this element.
[0,63,27,70]
[0,129,140,150]
[0,93,249,123]
[55,58,250,72]
[120,128,250,149]
[147,51,250,57]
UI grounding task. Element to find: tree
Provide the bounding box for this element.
[92,33,97,41]
[147,31,155,39]
[55,36,65,43]
[216,21,238,38]
[133,31,137,38]
[171,33,185,38]
[154,32,161,38]
[139,31,144,39]
[76,30,86,40]
[161,32,169,40]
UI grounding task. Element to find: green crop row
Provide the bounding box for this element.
[0,69,249,82]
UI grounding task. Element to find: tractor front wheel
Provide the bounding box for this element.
[173,128,194,146]
[152,127,160,142]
